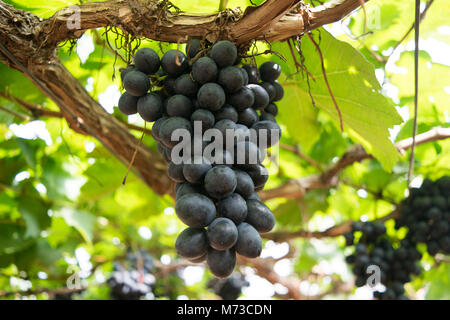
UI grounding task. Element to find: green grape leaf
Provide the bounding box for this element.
[0,224,34,255]
[58,208,95,244]
[426,263,450,299]
[390,51,450,122]
[4,0,79,18]
[271,29,402,170]
[18,197,51,238]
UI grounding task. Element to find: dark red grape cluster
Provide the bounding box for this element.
[117,39,283,278]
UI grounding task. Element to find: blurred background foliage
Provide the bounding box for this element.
[0,0,448,300]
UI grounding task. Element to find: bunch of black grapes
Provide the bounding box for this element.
[208,273,249,300]
[126,249,155,272]
[117,39,284,278]
[395,177,450,255]
[344,221,421,300]
[107,253,155,300]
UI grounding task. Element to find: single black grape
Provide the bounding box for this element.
[163,77,176,96]
[259,112,277,123]
[259,61,281,82]
[247,84,270,110]
[245,199,275,233]
[265,103,278,116]
[176,193,216,228]
[151,116,168,142]
[166,94,193,119]
[235,222,262,258]
[204,166,237,199]
[234,170,255,199]
[174,74,198,98]
[161,49,189,77]
[252,120,281,148]
[207,247,236,278]
[218,66,245,93]
[344,232,354,246]
[118,92,138,115]
[186,38,201,59]
[439,236,450,253]
[197,83,226,111]
[272,81,284,101]
[239,67,249,85]
[210,40,237,68]
[227,87,255,112]
[352,221,364,232]
[215,104,239,123]
[123,70,150,97]
[191,109,215,131]
[157,142,171,163]
[355,243,367,255]
[137,93,163,122]
[206,149,234,167]
[237,108,258,127]
[175,182,202,200]
[175,227,208,259]
[217,193,248,224]
[208,273,249,300]
[168,161,186,183]
[207,217,238,250]
[183,156,212,184]
[134,47,160,75]
[260,82,276,101]
[159,117,193,148]
[427,241,440,255]
[192,57,218,84]
[246,164,269,189]
[242,64,260,84]
[120,65,137,83]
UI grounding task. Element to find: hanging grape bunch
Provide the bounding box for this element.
[343,176,449,300]
[118,39,284,278]
[107,251,156,300]
[344,221,420,300]
[395,177,450,255]
[208,273,249,300]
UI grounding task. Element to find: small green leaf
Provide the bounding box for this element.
[426,263,450,299]
[390,51,449,121]
[16,138,44,170]
[41,157,85,200]
[0,156,27,185]
[0,224,34,255]
[18,197,51,238]
[58,208,95,244]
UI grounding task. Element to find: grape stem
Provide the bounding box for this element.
[307,31,344,132]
